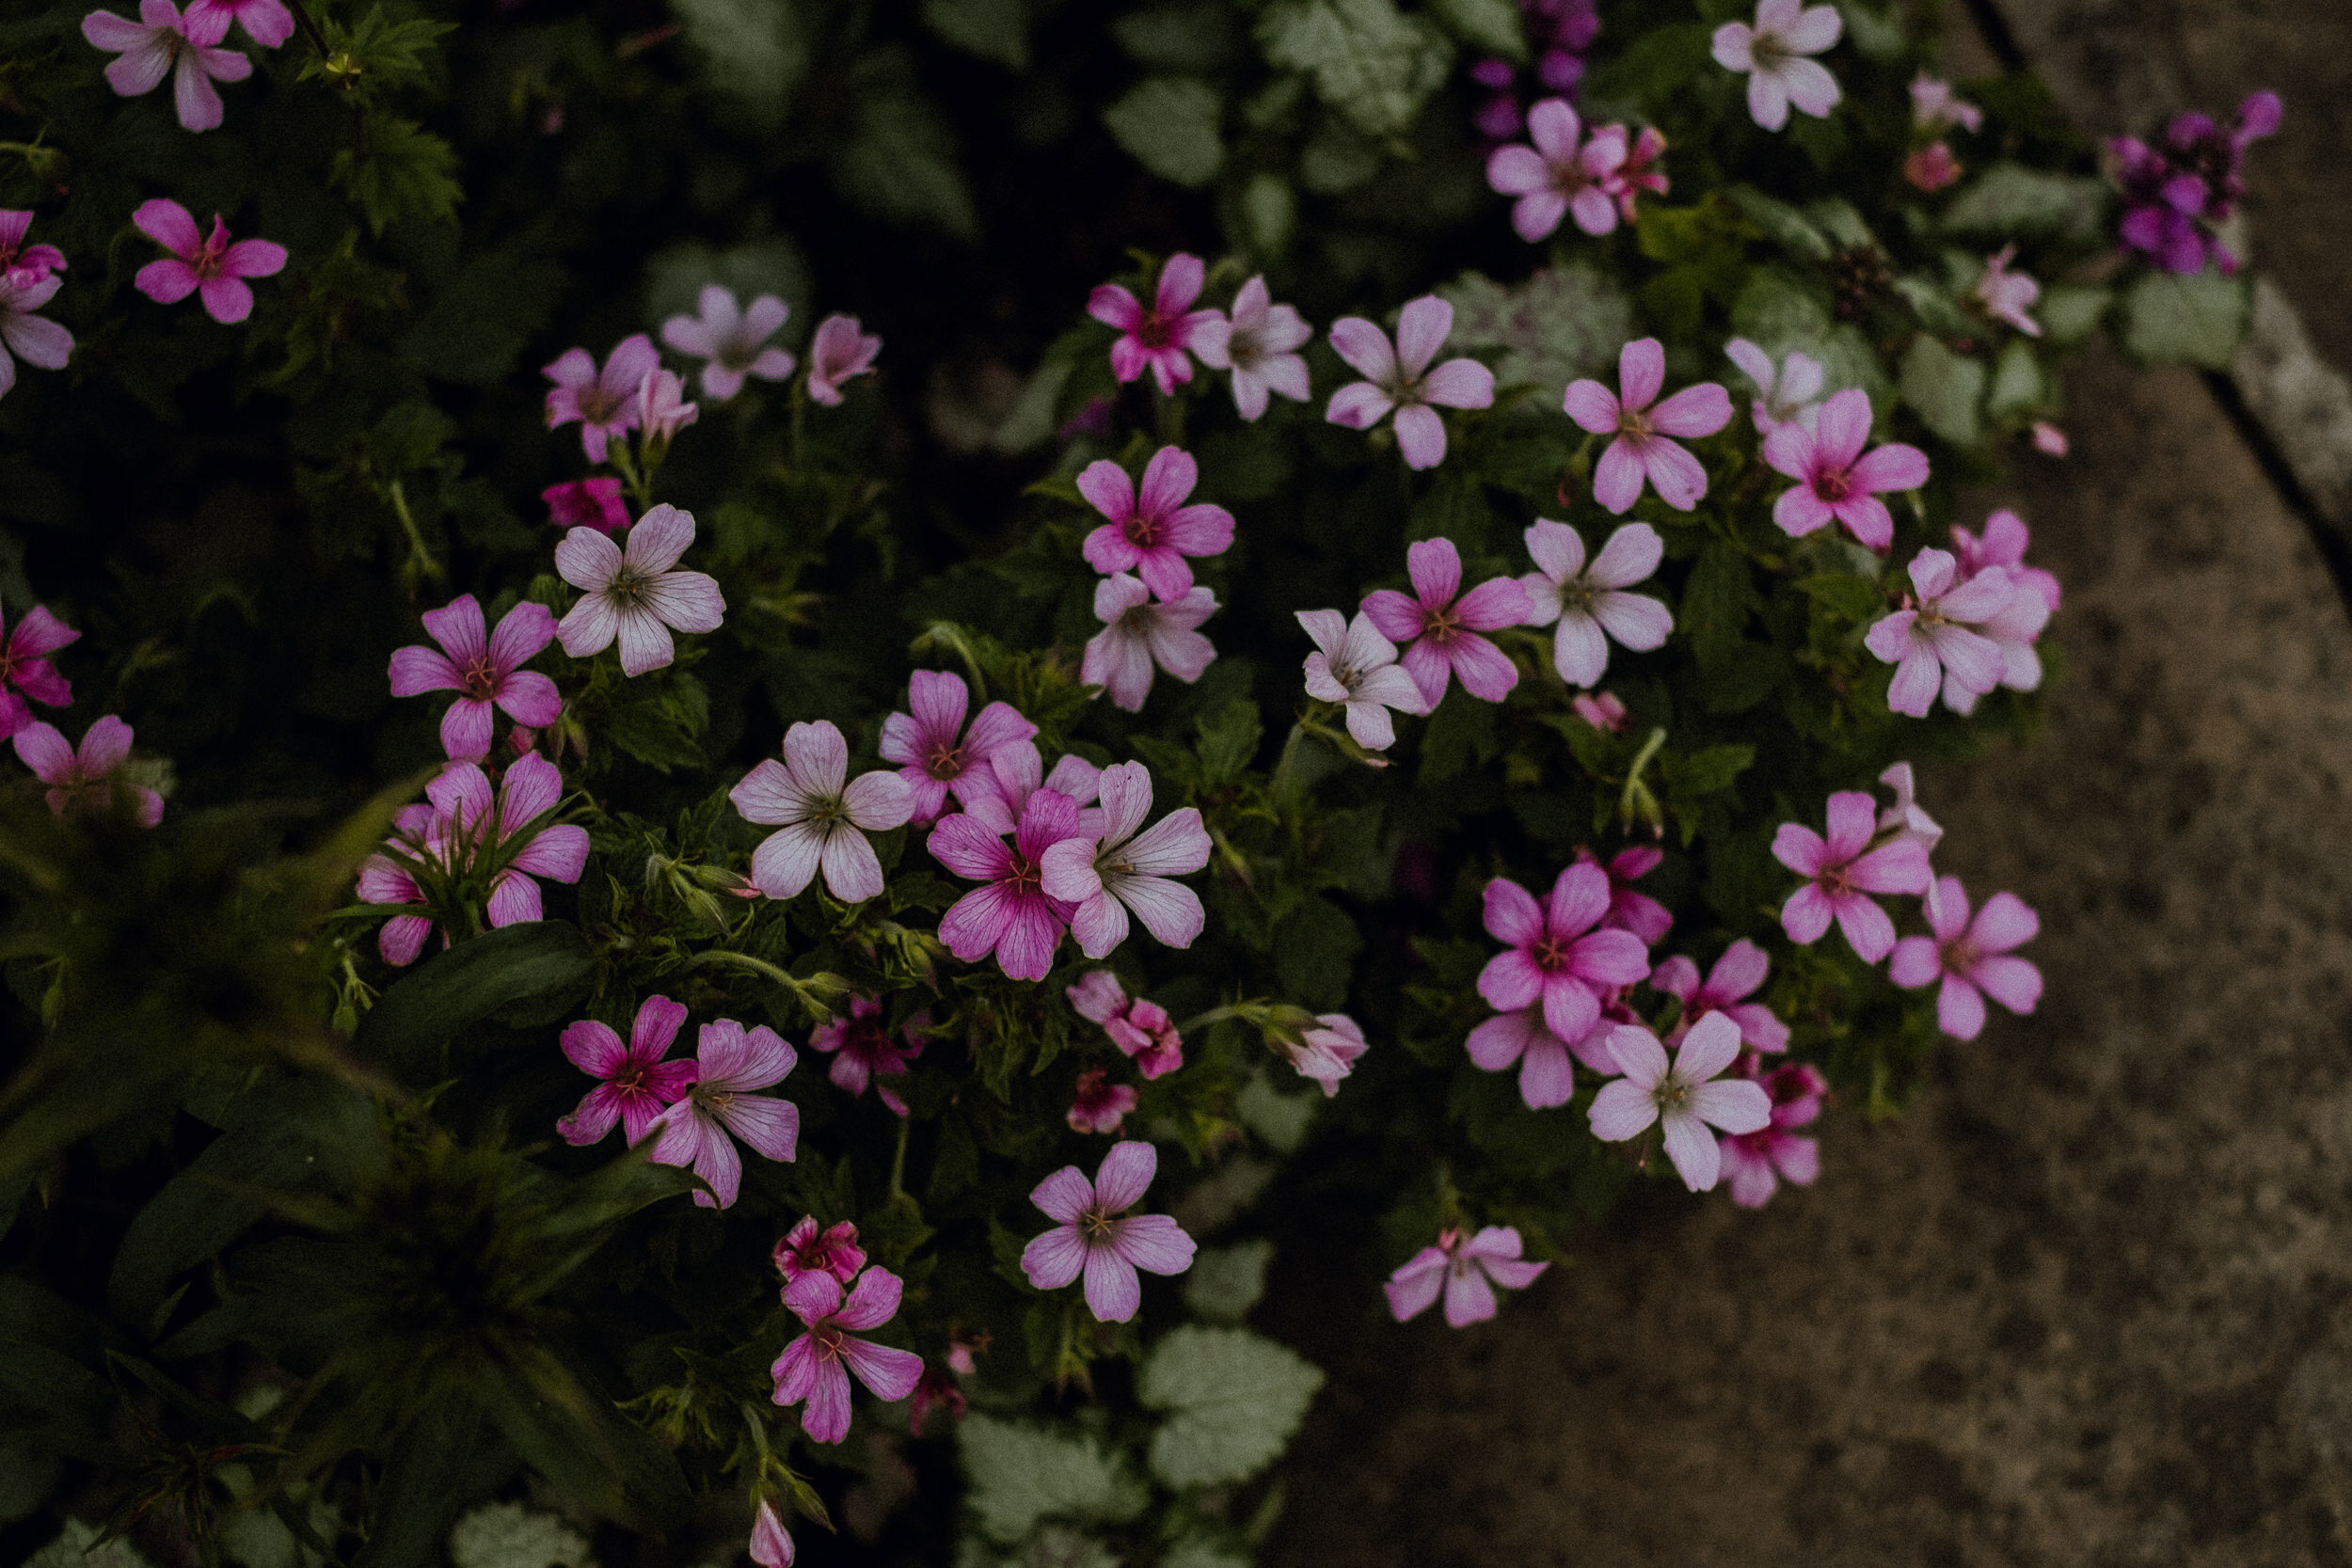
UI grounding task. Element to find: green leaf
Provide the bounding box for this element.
[447,1502,594,1568]
[1238,172,1296,255]
[2037,282,2110,347]
[1728,268,1891,410]
[1791,572,1883,622]
[1426,0,1523,59]
[1272,894,1360,1011]
[1439,263,1632,392]
[2122,270,2249,370]
[921,0,1028,68]
[1661,742,1754,800]
[958,1415,1149,1546]
[673,0,808,126]
[1257,0,1454,139]
[1938,164,2110,246]
[1113,2,1242,71]
[1182,1239,1275,1323]
[354,923,594,1075]
[1195,699,1263,784]
[332,116,462,235]
[1834,0,1904,59]
[302,8,453,106]
[827,52,978,239]
[1680,539,1758,669]
[401,245,567,387]
[1137,1325,1325,1488]
[1725,186,1832,264]
[1104,76,1226,188]
[1899,335,1986,445]
[1233,1070,1316,1154]
[1986,336,2046,418]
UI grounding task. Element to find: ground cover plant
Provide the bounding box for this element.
[0,0,2278,1563]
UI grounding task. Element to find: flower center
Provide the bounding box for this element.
[1080,1205,1118,1240]
[460,656,499,700]
[1136,310,1177,350]
[607,564,652,609]
[1815,467,1853,502]
[1944,936,1980,974]
[1422,603,1463,645]
[1560,578,1596,613]
[1007,851,1043,896]
[924,740,965,781]
[1617,406,1654,442]
[814,1322,846,1358]
[1751,33,1788,68]
[578,384,628,423]
[1820,863,1855,898]
[1124,511,1162,548]
[1532,934,1571,973]
[1228,327,1264,371]
[1654,1070,1693,1114]
[612,1059,649,1095]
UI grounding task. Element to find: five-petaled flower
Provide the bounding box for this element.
[84,0,250,132]
[1564,338,1732,514]
[1466,1002,1595,1110]
[773,1216,866,1287]
[661,285,796,402]
[730,720,914,904]
[1723,338,1823,435]
[1326,295,1496,471]
[1772,789,1932,961]
[555,994,698,1148]
[1583,845,1674,946]
[1970,245,2042,338]
[554,502,725,676]
[1486,99,1629,241]
[0,604,77,740]
[809,994,926,1117]
[1077,446,1233,602]
[1089,253,1218,395]
[1588,1013,1773,1191]
[1068,971,1184,1079]
[131,199,285,325]
[1193,276,1311,420]
[646,1018,800,1209]
[1040,760,1211,958]
[1082,575,1218,714]
[1297,609,1428,752]
[771,1266,923,1443]
[1762,388,1930,550]
[1710,0,1843,133]
[1384,1225,1549,1327]
[804,313,881,405]
[1862,546,2015,717]
[1612,126,1669,221]
[543,334,658,463]
[1890,874,2042,1039]
[388,594,563,762]
[1020,1141,1196,1323]
[13,716,162,826]
[1284,1013,1369,1097]
[930,786,1085,981]
[1067,1068,1137,1135]
[879,671,1037,828]
[1517,519,1670,689]
[355,753,588,964]
[1717,1060,1828,1208]
[1363,537,1532,708]
[1476,861,1652,1046]
[1650,938,1790,1053]
[0,262,73,403]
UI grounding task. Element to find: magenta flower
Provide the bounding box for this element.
[388,594,562,762]
[1082,575,1217,714]
[0,604,77,740]
[1710,0,1842,132]
[1077,446,1233,602]
[0,266,72,403]
[12,716,162,826]
[1717,1061,1827,1209]
[355,806,446,966]
[1020,1141,1196,1322]
[1890,875,2042,1040]
[1476,861,1651,1045]
[1286,1013,1368,1096]
[1192,276,1311,420]
[771,1266,923,1443]
[636,367,697,447]
[930,787,1084,980]
[355,753,589,964]
[1862,547,2016,718]
[184,0,288,44]
[0,211,67,281]
[1486,98,1629,241]
[1904,142,1963,192]
[1384,1225,1548,1327]
[1067,1067,1137,1135]
[1089,253,1218,395]
[1571,690,1629,733]
[661,285,795,402]
[750,1499,794,1568]
[1464,1004,1586,1109]
[554,994,697,1147]
[554,503,725,676]
[878,671,1037,827]
[1761,388,1928,549]
[773,1216,866,1286]
[1564,338,1732,514]
[1723,338,1823,435]
[542,478,628,533]
[1970,245,2042,337]
[1650,937,1789,1053]
[1297,609,1427,752]
[2110,93,2280,276]
[645,1018,799,1209]
[1611,125,1669,222]
[1582,845,1672,945]
[1040,761,1210,958]
[1326,296,1495,471]
[83,0,249,131]
[1589,1014,1772,1191]
[809,994,925,1116]
[804,313,881,405]
[543,334,658,462]
[730,720,913,904]
[1772,789,1932,961]
[1361,537,1531,707]
[1518,519,1669,689]
[1068,971,1184,1079]
[960,740,1102,837]
[1951,508,2060,616]
[131,200,284,325]
[1910,72,1981,133]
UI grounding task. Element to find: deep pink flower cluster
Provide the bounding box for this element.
[357,752,589,965]
[1069,971,1185,1080]
[1467,0,1599,139]
[1486,100,1667,241]
[771,1256,922,1444]
[1864,508,2054,718]
[1717,1058,1827,1208]
[131,199,284,325]
[1077,447,1227,711]
[0,600,163,828]
[2108,92,2281,275]
[1466,857,1654,1109]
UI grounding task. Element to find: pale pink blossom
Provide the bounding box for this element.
[1875,761,1943,853]
[1040,761,1210,958]
[1477,862,1650,1045]
[930,788,1084,981]
[1192,276,1311,420]
[1588,1013,1772,1191]
[355,753,588,964]
[1862,547,2015,717]
[1763,388,1929,549]
[750,1499,795,1568]
[0,211,67,280]
[1362,537,1531,706]
[541,478,628,533]
[1485,98,1629,241]
[646,1018,800,1209]
[1571,691,1629,733]
[1772,789,1931,960]
[131,199,284,324]
[1612,126,1670,222]
[1326,295,1495,470]
[185,0,290,46]
[1068,972,1184,1079]
[1089,254,1218,395]
[1077,446,1233,601]
[388,594,562,762]
[730,720,913,903]
[1910,72,1982,133]
[554,503,725,676]
[809,994,924,1116]
[770,1266,922,1442]
[1710,0,1843,132]
[1582,845,1673,945]
[1518,519,1669,688]
[1564,338,1732,514]
[1717,1060,1827,1208]
[1384,1225,1548,1326]
[804,313,881,405]
[1904,143,1963,192]
[661,284,795,402]
[636,366,698,445]
[1067,1067,1137,1134]
[0,265,72,403]
[772,1216,866,1286]
[543,334,658,462]
[2029,420,2069,457]
[1890,875,2042,1039]
[1723,337,1823,435]
[1945,575,2050,715]
[1082,575,1217,713]
[1650,937,1789,1053]
[1950,508,2060,616]
[1286,1013,1368,1096]
[1297,609,1430,752]
[1971,245,2042,337]
[878,671,1037,827]
[83,0,249,131]
[1020,1141,1195,1322]
[1465,1004,1588,1109]
[555,994,698,1147]
[12,716,161,826]
[0,605,77,740]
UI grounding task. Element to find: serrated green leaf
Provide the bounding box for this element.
[1137,1325,1325,1488]
[1440,263,1632,391]
[2122,270,2249,370]
[1104,76,1226,187]
[1195,699,1263,784]
[1258,0,1453,139]
[333,116,461,235]
[958,1415,1149,1546]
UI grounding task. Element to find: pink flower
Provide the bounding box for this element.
[12,716,161,826]
[730,720,913,904]
[1904,142,1963,192]
[1518,519,1669,688]
[1192,276,1311,420]
[1465,1004,1587,1110]
[0,211,67,280]
[773,1216,866,1286]
[83,0,250,131]
[810,994,925,1116]
[1020,1141,1196,1322]
[541,478,628,533]
[1077,447,1233,602]
[1862,547,2016,717]
[1910,72,1982,134]
[1970,245,2042,337]
[1361,537,1532,707]
[1040,761,1210,958]
[1650,937,1789,1053]
[1297,609,1427,752]
[1571,691,1629,733]
[1326,296,1495,471]
[1772,789,1932,960]
[1710,0,1842,132]
[2029,420,2069,457]
[1082,575,1217,713]
[1946,577,2051,717]
[771,1266,923,1443]
[554,503,725,676]
[1717,1060,1827,1208]
[804,313,881,405]
[355,754,588,964]
[1286,1013,1367,1096]
[750,1499,795,1568]
[1762,388,1929,549]
[554,994,698,1147]
[960,741,1101,837]
[543,334,658,462]
[0,266,72,403]
[1486,99,1629,241]
[1476,861,1651,1045]
[388,594,562,762]
[1384,1225,1548,1326]
[0,604,77,739]
[645,1018,800,1209]
[1067,1067,1137,1134]
[1611,125,1669,221]
[184,0,288,44]
[1950,507,2061,616]
[1723,337,1823,435]
[1589,1013,1772,1191]
[908,1362,967,1436]
[1875,761,1943,853]
[636,367,698,446]
[1068,972,1184,1079]
[930,787,1084,980]
[1564,338,1732,514]
[1890,875,2042,1039]
[661,285,795,402]
[878,671,1037,828]
[131,199,284,325]
[1581,845,1672,945]
[1089,253,1218,395]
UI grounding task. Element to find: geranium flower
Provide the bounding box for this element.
[636,367,697,447]
[1710,0,1843,132]
[0,604,77,739]
[1089,253,1218,394]
[1875,761,1944,852]
[1476,861,1651,1046]
[1950,508,2060,615]
[1020,1141,1196,1322]
[356,753,588,964]
[1564,338,1732,514]
[1863,547,2015,717]
[83,0,249,131]
[1077,446,1233,602]
[1772,789,1931,961]
[541,478,628,533]
[1904,142,1963,192]
[1762,388,1930,549]
[930,787,1084,980]
[1518,519,1669,689]
[1717,1061,1828,1208]
[1588,1014,1772,1191]
[960,741,1102,836]
[1723,338,1823,435]
[1582,845,1672,945]
[543,334,658,462]
[1192,276,1311,420]
[730,720,913,903]
[554,994,697,1147]
[1650,937,1789,1053]
[878,671,1037,827]
[1611,125,1669,222]
[388,594,562,762]
[1571,691,1629,733]
[1326,296,1495,471]
[1943,575,2051,716]
[750,1500,794,1568]
[0,211,67,280]
[809,994,925,1116]
[185,0,288,44]
[1384,1225,1548,1326]
[1068,971,1184,1079]
[1082,575,1217,713]
[1362,537,1532,707]
[1485,98,1629,241]
[1067,1068,1137,1134]
[804,313,881,405]
[771,1266,923,1443]
[646,1018,799,1209]
[1910,72,1981,133]
[1039,760,1210,957]
[1970,245,2042,337]
[772,1216,866,1286]
[0,266,72,403]
[12,716,162,826]
[661,285,795,402]
[131,200,284,325]
[1890,874,2042,1039]
[554,502,725,676]
[1296,609,1428,752]
[1465,1004,1586,1110]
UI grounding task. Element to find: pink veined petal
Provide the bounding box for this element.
[795,1358,852,1443]
[1325,379,1395,433]
[750,824,824,899]
[1083,1246,1143,1323]
[1076,459,1136,527]
[1659,1112,1723,1191]
[1562,378,1622,435]
[1674,1011,1744,1083]
[1587,523,1663,589]
[1465,1006,1539,1070]
[174,55,227,131]
[719,1094,800,1163]
[1772,1133,1820,1185]
[1781,0,1843,52]
[610,605,676,675]
[554,525,623,595]
[769,1332,821,1406]
[1359,589,1426,646]
[928,814,1015,882]
[197,275,254,324]
[1820,791,1878,862]
[1567,927,1651,987]
[1442,1265,1499,1327]
[1550,612,1609,687]
[1591,439,1646,515]
[1327,317,1398,383]
[1781,882,1835,944]
[1340,695,1398,752]
[1446,633,1518,702]
[640,570,725,635]
[1810,388,1872,469]
[437,698,495,762]
[1121,807,1210,876]
[1392,296,1454,379]
[1088,283,1143,334]
[1516,1037,1575,1109]
[841,769,913,832]
[1385,1263,1446,1323]
[1935,973,1988,1039]
[1112,1212,1195,1275]
[1391,404,1449,469]
[1831,893,1897,962]
[1031,1165,1096,1227]
[1710,20,1756,71]
[133,198,202,257]
[1648,382,1732,438]
[1617,338,1666,412]
[938,880,1018,962]
[1454,576,1532,631]
[1850,440,1931,495]
[1650,955,1703,1003]
[1969,954,2042,1015]
[561,1018,627,1077]
[1589,1078,1661,1141]
[378,914,432,966]
[731,757,812,828]
[1727,1002,1790,1053]
[1421,358,1495,411]
[1489,144,1554,200]
[1569,185,1620,236]
[781,719,850,799]
[1482,877,1545,947]
[1724,337,1777,393]
[1136,445,1198,518]
[1884,641,1942,716]
[818,827,884,903]
[1038,838,1104,906]
[1522,518,1585,585]
[1092,1139,1157,1212]
[1590,591,1672,652]
[992,895,1064,980]
[1639,437,1709,510]
[1537,974,1600,1046]
[1068,890,1129,958]
[1111,873,1202,947]
[839,1338,924,1402]
[218,238,284,278]
[1154,253,1206,316]
[1887,934,1943,989]
[388,643,463,698]
[1929,624,2006,694]
[1848,836,1931,895]
[1546,860,1613,936]
[831,1263,905,1331]
[1831,495,1895,551]
[623,503,695,575]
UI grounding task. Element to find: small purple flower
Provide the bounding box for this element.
[1089,254,1218,395]
[930,788,1085,981]
[388,594,563,762]
[1763,388,1929,551]
[773,1216,866,1286]
[878,671,1037,828]
[1518,519,1669,689]
[1297,609,1427,752]
[809,994,925,1116]
[553,503,725,676]
[0,264,72,403]
[1772,790,1931,961]
[804,313,881,405]
[131,199,284,324]
[1717,1061,1828,1208]
[1564,339,1732,514]
[1361,537,1532,707]
[13,716,162,826]
[661,284,795,402]
[555,994,698,1147]
[730,720,914,903]
[1192,277,1311,420]
[543,334,659,463]
[1326,296,1495,471]
[1650,938,1790,1053]
[1588,1013,1773,1191]
[1077,446,1234,602]
[1020,1141,1196,1323]
[2110,92,2281,275]
[1723,338,1823,436]
[1890,874,2042,1039]
[1951,508,2060,616]
[646,1017,800,1209]
[1039,760,1211,958]
[1710,0,1842,133]
[1476,861,1651,1046]
[1082,576,1217,714]
[1486,98,1628,241]
[1970,245,2042,337]
[1863,547,2016,718]
[0,604,77,739]
[83,0,250,132]
[770,1266,923,1443]
[1384,1225,1548,1326]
